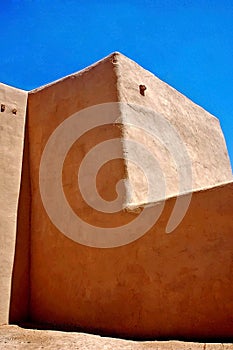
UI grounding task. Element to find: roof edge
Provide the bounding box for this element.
[124,179,233,211]
[28,52,124,94]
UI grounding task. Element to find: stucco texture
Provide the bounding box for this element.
[0,84,27,324]
[115,53,232,204]
[0,53,232,342]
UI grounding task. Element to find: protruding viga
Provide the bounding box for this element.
[0,83,28,324]
[113,53,232,205]
[0,53,232,340]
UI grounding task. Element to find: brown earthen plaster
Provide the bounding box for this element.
[0,53,232,341]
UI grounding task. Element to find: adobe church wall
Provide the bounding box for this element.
[1,53,232,340]
[9,127,31,323]
[26,54,127,324]
[114,53,232,205]
[23,54,233,338]
[0,84,28,324]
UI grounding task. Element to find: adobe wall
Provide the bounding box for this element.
[26,55,130,322]
[3,52,232,341]
[22,53,233,339]
[0,84,28,324]
[9,126,31,323]
[114,53,232,204]
[28,179,233,339]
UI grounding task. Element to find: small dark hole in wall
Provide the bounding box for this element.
[12,108,17,115]
[139,84,147,96]
[1,104,5,112]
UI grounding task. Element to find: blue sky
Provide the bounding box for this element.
[1,0,232,168]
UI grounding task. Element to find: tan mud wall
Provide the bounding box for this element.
[0,84,27,324]
[23,54,233,339]
[29,179,233,339]
[26,56,129,324]
[3,53,233,340]
[115,53,232,204]
[9,127,31,323]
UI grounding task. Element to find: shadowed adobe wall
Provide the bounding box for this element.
[28,181,233,339]
[22,53,232,339]
[2,53,232,340]
[0,84,28,324]
[9,125,31,323]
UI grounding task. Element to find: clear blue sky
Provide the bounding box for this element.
[1,0,232,168]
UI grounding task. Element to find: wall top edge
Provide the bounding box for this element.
[127,179,233,210]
